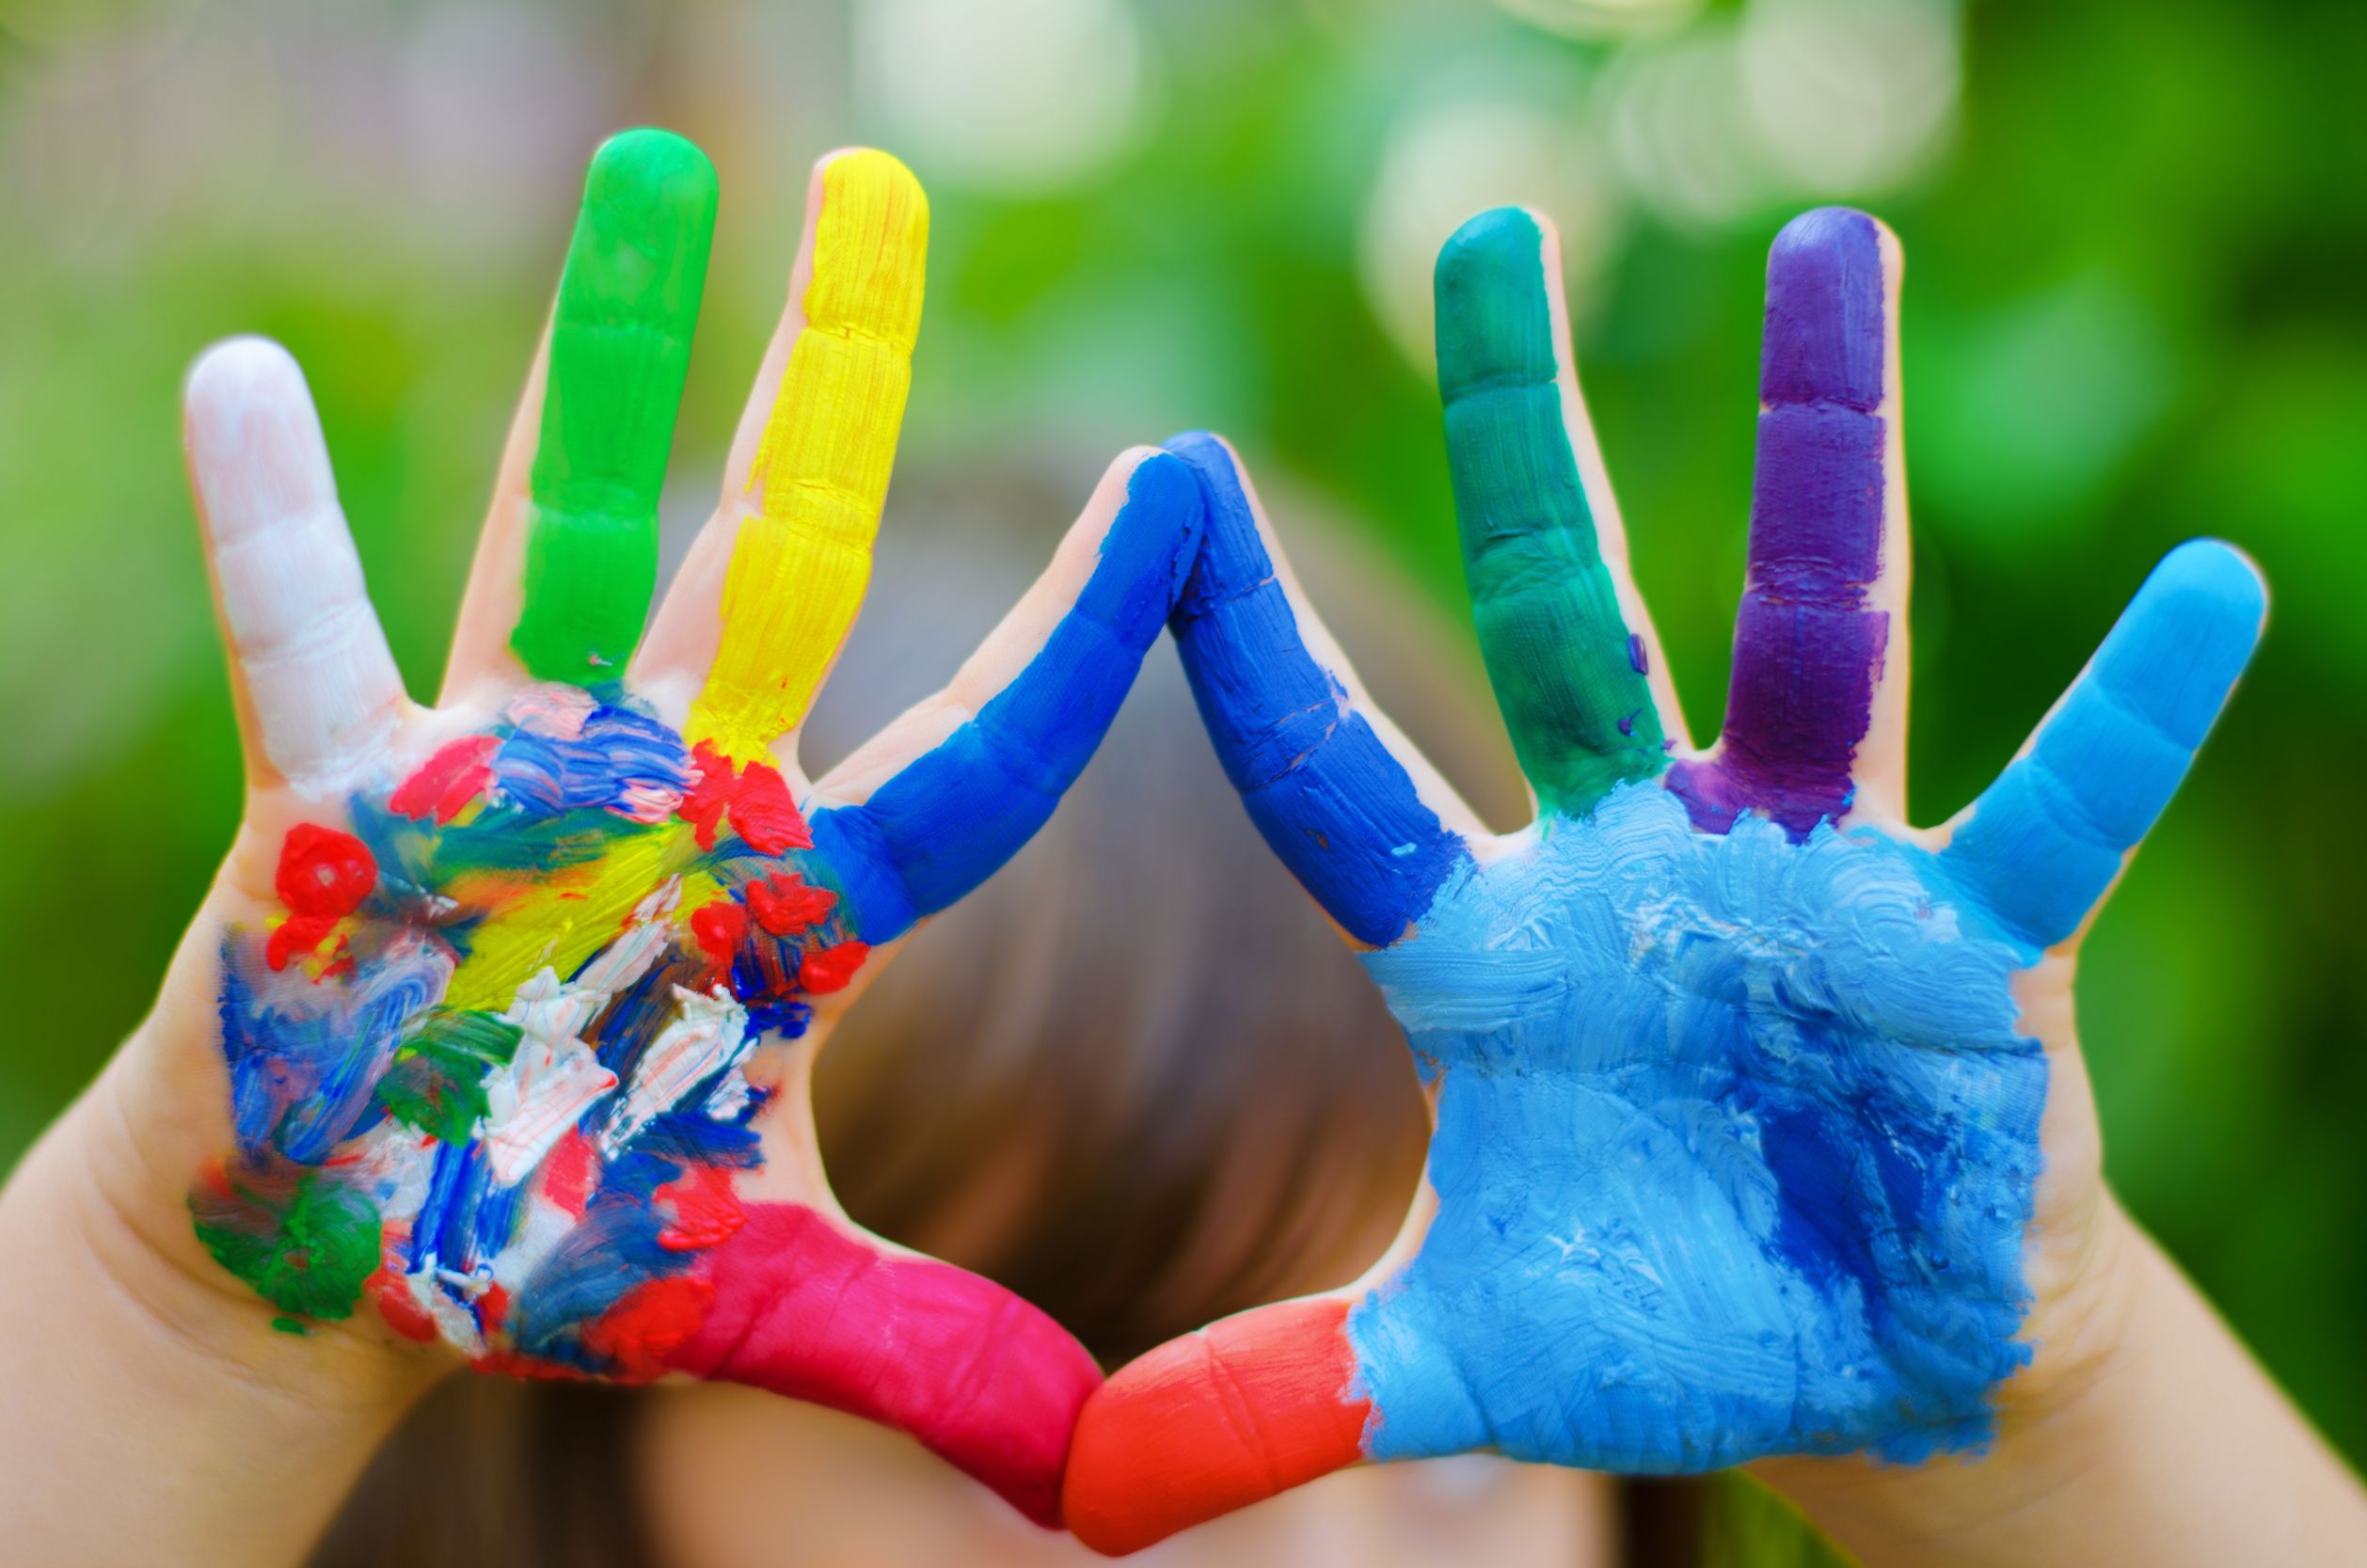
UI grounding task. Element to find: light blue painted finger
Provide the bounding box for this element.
[1163,432,1469,948]
[809,453,1204,943]
[1940,540,2266,947]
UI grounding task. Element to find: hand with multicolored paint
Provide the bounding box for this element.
[0,129,1203,1558]
[1060,207,2299,1555]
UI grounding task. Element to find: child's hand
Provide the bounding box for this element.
[51,131,1199,1529]
[1061,206,2263,1553]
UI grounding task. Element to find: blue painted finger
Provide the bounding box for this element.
[1164,431,1467,948]
[1939,540,2265,948]
[809,453,1205,943]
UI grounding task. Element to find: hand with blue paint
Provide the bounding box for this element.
[1062,208,2360,1561]
[0,130,1201,1560]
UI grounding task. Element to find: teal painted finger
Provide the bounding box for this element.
[510,129,718,685]
[1436,209,1663,816]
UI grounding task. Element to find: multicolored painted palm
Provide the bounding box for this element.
[150,131,1200,1527]
[1063,207,2265,1552]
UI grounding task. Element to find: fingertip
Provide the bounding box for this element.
[589,125,719,214]
[1435,205,1548,293]
[183,336,336,537]
[2156,536,2270,630]
[2071,538,2263,752]
[1770,205,1884,264]
[1761,206,1889,411]
[1063,1302,1370,1556]
[1117,444,1196,516]
[1435,207,1557,401]
[184,334,308,423]
[1160,431,1263,524]
[802,147,929,351]
[818,145,930,228]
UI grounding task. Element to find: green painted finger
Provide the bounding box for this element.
[510,128,718,685]
[1436,208,1663,816]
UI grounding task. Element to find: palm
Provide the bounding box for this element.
[208,686,881,1370]
[1356,785,2044,1469]
[1063,205,2262,1553]
[147,132,1199,1528]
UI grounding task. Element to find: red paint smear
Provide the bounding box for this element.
[1063,1297,1369,1556]
[368,1264,437,1344]
[656,1164,744,1251]
[690,898,748,978]
[473,1350,589,1382]
[797,940,869,994]
[389,735,500,822]
[669,1203,1102,1528]
[728,762,812,854]
[196,1158,234,1202]
[275,823,375,917]
[744,871,835,936]
[539,1130,598,1217]
[584,1275,715,1385]
[678,741,736,849]
[265,912,341,972]
[751,939,796,998]
[477,1283,511,1334]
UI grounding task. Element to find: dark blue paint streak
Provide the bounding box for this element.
[492,703,691,816]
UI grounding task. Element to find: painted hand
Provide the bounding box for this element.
[1062,207,2265,1551]
[135,133,1199,1526]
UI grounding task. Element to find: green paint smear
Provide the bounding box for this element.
[376,1008,523,1145]
[1434,208,1665,816]
[192,1167,381,1323]
[511,128,719,684]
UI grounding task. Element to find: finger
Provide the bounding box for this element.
[184,337,408,789]
[1065,1298,1370,1555]
[1667,207,1910,837]
[663,1202,1100,1528]
[675,149,929,767]
[808,448,1200,943]
[442,128,717,697]
[1164,431,1480,950]
[1938,540,2266,949]
[1436,207,1680,819]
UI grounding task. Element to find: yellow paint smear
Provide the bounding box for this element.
[441,824,720,1012]
[688,150,929,764]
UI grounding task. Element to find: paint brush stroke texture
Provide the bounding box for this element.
[690,150,929,766]
[1353,782,2044,1469]
[194,456,1201,1527]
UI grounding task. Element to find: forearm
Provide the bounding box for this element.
[0,1066,438,1568]
[1759,1199,2367,1567]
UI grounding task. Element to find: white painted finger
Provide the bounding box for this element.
[184,337,408,788]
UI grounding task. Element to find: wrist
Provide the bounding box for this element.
[0,1053,442,1566]
[1752,1190,2151,1564]
[1758,1194,2367,1567]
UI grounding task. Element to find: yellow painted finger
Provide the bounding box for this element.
[687,150,929,765]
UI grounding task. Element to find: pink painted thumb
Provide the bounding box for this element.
[667,1202,1104,1528]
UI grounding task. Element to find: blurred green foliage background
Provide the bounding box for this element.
[0,0,2359,1554]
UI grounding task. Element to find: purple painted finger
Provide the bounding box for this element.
[1670,208,1898,840]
